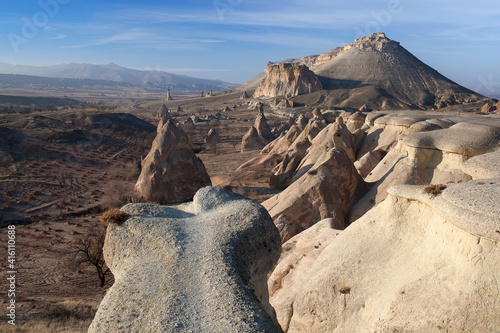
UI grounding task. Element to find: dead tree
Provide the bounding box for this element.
[74,231,111,288]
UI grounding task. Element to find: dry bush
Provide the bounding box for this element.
[423,184,446,197]
[107,161,141,181]
[101,180,141,209]
[73,230,112,287]
[99,208,129,224]
[0,299,97,333]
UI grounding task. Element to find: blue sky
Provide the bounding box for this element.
[1,0,500,96]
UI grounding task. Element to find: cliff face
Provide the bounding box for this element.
[253,63,322,98]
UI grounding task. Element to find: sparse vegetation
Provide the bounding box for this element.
[99,208,130,224]
[74,231,112,288]
[339,286,351,294]
[423,184,447,197]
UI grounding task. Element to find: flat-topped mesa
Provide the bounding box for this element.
[89,187,282,333]
[135,120,211,204]
[253,63,322,98]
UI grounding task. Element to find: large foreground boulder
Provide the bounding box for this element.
[89,187,282,333]
[272,179,500,332]
[135,120,211,203]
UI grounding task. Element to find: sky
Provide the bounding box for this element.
[1,0,500,97]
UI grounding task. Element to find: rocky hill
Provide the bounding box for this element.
[239,33,484,110]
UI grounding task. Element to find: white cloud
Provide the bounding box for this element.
[140,67,228,73]
[47,33,67,40]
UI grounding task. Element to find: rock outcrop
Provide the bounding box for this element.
[135,120,211,203]
[270,120,326,188]
[268,219,341,329]
[255,110,274,143]
[253,63,322,98]
[271,179,500,332]
[264,146,367,242]
[276,99,294,109]
[236,154,283,171]
[290,117,356,183]
[89,187,282,333]
[241,126,266,152]
[350,122,500,222]
[241,111,275,152]
[353,149,385,178]
[165,89,172,101]
[462,149,500,179]
[295,115,308,131]
[157,104,170,119]
[262,125,301,155]
[182,117,195,131]
[205,128,219,144]
[481,102,497,113]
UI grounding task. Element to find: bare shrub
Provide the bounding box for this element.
[107,161,141,181]
[99,209,130,224]
[101,180,141,209]
[423,184,446,197]
[73,230,111,288]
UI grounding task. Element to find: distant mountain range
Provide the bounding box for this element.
[0,62,237,92]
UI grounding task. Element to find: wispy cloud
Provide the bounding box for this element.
[43,25,67,40]
[138,67,228,73]
[63,29,172,48]
[431,22,500,42]
[47,33,67,40]
[60,28,224,51]
[104,7,370,30]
